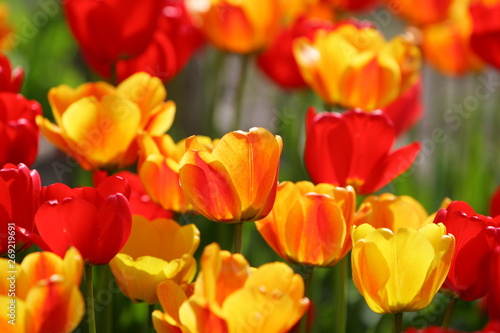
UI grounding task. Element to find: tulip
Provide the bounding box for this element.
[0,4,13,51]
[139,133,218,213]
[490,184,500,217]
[433,201,496,301]
[0,93,42,167]
[355,193,431,231]
[257,17,335,89]
[0,54,23,92]
[351,223,455,314]
[469,0,500,70]
[488,232,500,320]
[421,0,483,76]
[382,0,454,26]
[323,0,378,12]
[293,20,421,110]
[21,175,132,265]
[304,108,421,195]
[0,247,85,332]
[93,170,173,220]
[109,215,200,304]
[37,72,175,171]
[152,243,309,332]
[256,181,356,267]
[185,0,282,53]
[0,163,40,254]
[179,127,282,223]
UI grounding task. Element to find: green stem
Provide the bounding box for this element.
[299,266,314,333]
[85,265,96,333]
[206,50,227,137]
[147,304,155,333]
[442,297,458,330]
[394,313,403,333]
[334,257,348,333]
[233,222,244,253]
[232,54,251,130]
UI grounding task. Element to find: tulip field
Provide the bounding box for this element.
[2,0,500,333]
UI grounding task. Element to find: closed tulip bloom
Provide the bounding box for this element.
[293,20,421,110]
[186,0,281,53]
[304,108,421,195]
[22,175,132,265]
[0,54,23,92]
[179,127,282,223]
[351,223,455,314]
[0,93,42,167]
[0,163,41,254]
[355,193,431,231]
[152,243,309,333]
[0,247,84,332]
[256,181,356,267]
[109,215,200,304]
[139,134,218,213]
[37,72,175,171]
[470,0,500,70]
[434,201,497,301]
[383,0,454,26]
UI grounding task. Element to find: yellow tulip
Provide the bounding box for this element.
[179,127,283,223]
[138,133,218,213]
[351,223,455,314]
[0,248,84,332]
[152,243,309,332]
[186,0,282,53]
[256,181,357,267]
[37,72,175,171]
[293,21,421,110]
[109,215,200,304]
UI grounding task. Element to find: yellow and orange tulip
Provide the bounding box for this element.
[179,127,283,223]
[351,223,455,314]
[138,133,218,213]
[37,72,175,171]
[0,248,84,333]
[0,3,13,51]
[109,215,200,304]
[152,243,309,332]
[293,21,421,110]
[256,181,356,267]
[185,0,282,53]
[384,0,454,26]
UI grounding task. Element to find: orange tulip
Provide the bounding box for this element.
[139,133,218,213]
[179,127,282,223]
[185,0,282,53]
[0,247,84,332]
[37,72,175,171]
[0,4,13,51]
[256,181,356,267]
[421,0,483,76]
[383,0,454,26]
[109,215,200,304]
[293,20,421,110]
[152,243,309,332]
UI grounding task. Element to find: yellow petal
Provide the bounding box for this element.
[146,101,176,135]
[0,296,25,332]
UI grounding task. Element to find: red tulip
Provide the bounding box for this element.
[488,227,500,320]
[433,201,497,301]
[380,80,423,136]
[490,184,500,217]
[93,170,173,220]
[0,163,40,254]
[257,17,334,89]
[22,176,132,265]
[470,1,500,70]
[324,0,379,12]
[0,92,41,167]
[64,0,203,82]
[304,108,421,195]
[0,53,23,92]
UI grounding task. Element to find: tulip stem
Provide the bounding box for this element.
[442,297,458,329]
[147,304,155,333]
[394,313,403,333]
[299,266,314,333]
[232,54,251,130]
[233,222,244,253]
[334,257,348,333]
[206,50,227,136]
[85,265,96,333]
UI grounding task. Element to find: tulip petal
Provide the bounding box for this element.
[145,101,176,135]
